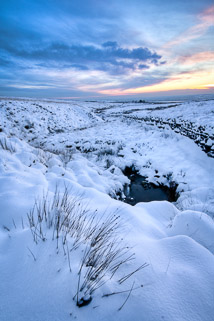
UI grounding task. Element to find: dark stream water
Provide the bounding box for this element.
[121,168,178,205]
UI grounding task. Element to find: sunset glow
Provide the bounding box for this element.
[99,70,214,95]
[0,0,213,98]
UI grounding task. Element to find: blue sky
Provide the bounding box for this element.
[0,0,213,98]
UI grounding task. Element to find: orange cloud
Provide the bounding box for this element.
[164,5,214,49]
[98,70,214,95]
[178,51,214,65]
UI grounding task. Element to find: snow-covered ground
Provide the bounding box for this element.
[0,97,214,321]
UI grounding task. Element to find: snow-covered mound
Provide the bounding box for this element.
[0,97,214,321]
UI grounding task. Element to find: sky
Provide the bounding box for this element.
[0,0,214,98]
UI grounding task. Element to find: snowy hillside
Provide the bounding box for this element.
[0,97,214,321]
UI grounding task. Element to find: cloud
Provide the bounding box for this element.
[164,5,214,49]
[1,0,212,98]
[138,64,150,69]
[178,51,214,65]
[0,56,15,67]
[102,41,118,48]
[1,40,162,74]
[97,68,214,96]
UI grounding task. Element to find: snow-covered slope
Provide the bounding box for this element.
[0,97,214,321]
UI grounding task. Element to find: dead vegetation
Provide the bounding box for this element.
[28,185,147,307]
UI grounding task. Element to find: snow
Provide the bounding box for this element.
[0,97,214,321]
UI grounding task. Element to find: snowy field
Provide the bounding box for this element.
[0,96,214,321]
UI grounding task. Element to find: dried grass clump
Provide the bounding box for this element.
[28,186,147,307]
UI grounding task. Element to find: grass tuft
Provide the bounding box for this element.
[28,185,147,307]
